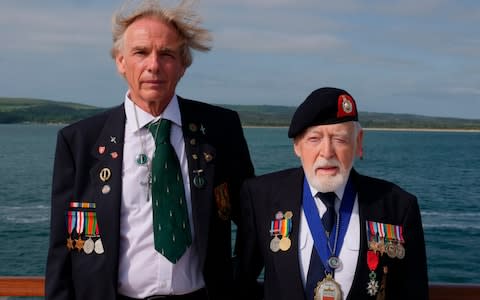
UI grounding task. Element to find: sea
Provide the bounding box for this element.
[1,124,480,286]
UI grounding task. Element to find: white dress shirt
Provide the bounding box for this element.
[117,94,204,298]
[299,181,360,300]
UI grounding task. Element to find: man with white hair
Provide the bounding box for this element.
[45,1,254,299]
[235,87,428,300]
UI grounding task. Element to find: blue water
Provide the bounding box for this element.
[1,124,479,284]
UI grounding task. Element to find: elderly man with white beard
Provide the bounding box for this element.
[234,87,428,300]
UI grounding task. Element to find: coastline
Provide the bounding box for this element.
[242,125,480,133]
[363,127,480,133]
[2,123,480,133]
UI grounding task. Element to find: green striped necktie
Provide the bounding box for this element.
[149,119,192,263]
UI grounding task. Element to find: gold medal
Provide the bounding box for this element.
[314,273,342,300]
[279,236,291,251]
[270,236,280,252]
[284,211,293,219]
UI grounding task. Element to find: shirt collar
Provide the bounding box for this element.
[124,92,182,133]
[308,176,349,203]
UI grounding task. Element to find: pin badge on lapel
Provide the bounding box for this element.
[200,124,206,135]
[98,146,106,155]
[102,185,111,194]
[203,152,213,162]
[110,136,117,144]
[189,123,198,132]
[99,168,111,182]
[193,169,205,188]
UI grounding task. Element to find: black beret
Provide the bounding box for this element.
[288,87,358,138]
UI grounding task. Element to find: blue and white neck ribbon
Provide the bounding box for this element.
[302,175,356,274]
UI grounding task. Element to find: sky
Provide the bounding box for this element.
[1,0,479,119]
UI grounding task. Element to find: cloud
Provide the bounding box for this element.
[0,4,111,53]
[215,28,347,54]
[446,87,480,97]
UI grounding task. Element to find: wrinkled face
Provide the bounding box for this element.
[294,122,363,192]
[115,17,186,109]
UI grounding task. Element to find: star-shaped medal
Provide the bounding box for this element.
[66,237,74,250]
[367,279,379,296]
[75,238,85,251]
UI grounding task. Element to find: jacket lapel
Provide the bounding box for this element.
[89,105,126,265]
[346,169,372,300]
[270,168,307,299]
[178,98,215,263]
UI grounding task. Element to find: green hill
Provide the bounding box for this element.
[223,104,480,130]
[0,97,105,124]
[1,97,480,129]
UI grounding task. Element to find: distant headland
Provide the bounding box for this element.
[1,97,480,130]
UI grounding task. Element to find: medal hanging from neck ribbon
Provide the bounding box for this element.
[303,176,356,300]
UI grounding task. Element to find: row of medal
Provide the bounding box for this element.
[269,211,293,252]
[66,207,104,255]
[365,221,405,297]
[367,221,405,259]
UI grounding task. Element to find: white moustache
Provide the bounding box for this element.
[313,158,340,170]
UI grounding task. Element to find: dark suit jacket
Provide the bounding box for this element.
[236,167,428,300]
[45,97,255,300]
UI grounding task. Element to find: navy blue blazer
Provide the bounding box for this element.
[45,97,254,300]
[236,168,428,300]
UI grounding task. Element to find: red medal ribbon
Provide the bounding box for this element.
[95,213,99,236]
[367,250,379,271]
[67,211,74,234]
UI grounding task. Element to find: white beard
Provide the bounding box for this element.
[304,158,353,193]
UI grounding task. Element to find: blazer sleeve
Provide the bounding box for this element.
[226,111,255,225]
[234,180,264,300]
[45,130,75,300]
[398,196,429,299]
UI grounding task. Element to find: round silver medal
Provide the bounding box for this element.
[396,243,405,259]
[386,242,397,258]
[94,238,105,254]
[83,238,94,254]
[328,256,341,269]
[270,236,280,252]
